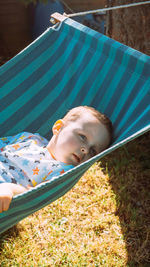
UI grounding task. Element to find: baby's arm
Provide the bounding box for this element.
[0,183,28,213]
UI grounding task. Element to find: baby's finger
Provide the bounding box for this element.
[0,195,12,213]
[0,201,3,213]
[2,198,11,212]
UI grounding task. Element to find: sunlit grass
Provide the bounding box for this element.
[0,133,150,266]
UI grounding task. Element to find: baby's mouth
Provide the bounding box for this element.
[72,153,81,164]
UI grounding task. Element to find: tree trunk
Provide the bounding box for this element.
[106,0,150,55]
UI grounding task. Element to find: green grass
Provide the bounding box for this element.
[0,132,150,266]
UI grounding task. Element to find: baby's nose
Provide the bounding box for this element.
[81,146,88,154]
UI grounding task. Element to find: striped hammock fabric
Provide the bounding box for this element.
[0,16,150,234]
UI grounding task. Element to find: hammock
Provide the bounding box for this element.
[0,14,150,234]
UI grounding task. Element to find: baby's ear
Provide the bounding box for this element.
[52,119,64,135]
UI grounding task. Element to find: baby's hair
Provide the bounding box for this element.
[63,106,113,146]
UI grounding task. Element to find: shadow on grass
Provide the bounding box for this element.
[0,225,21,260]
[0,224,24,245]
[101,132,150,266]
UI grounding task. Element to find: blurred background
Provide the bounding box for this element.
[0,0,106,63]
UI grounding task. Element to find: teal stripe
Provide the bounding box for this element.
[97,49,133,112]
[116,80,150,132]
[131,52,150,77]
[1,28,69,98]
[41,47,129,134]
[39,42,105,134]
[117,107,150,142]
[1,35,73,124]
[0,27,59,75]
[81,41,121,105]
[39,38,96,133]
[67,19,98,38]
[130,82,149,111]
[5,32,89,134]
[0,28,61,87]
[111,58,146,122]
[81,45,128,110]
[1,25,81,122]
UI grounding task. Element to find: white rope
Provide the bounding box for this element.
[50,22,63,31]
[66,1,150,18]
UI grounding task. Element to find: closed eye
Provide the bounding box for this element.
[79,134,87,141]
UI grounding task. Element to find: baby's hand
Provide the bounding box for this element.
[0,184,13,213]
[0,183,28,213]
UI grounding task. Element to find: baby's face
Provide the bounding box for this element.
[51,112,110,166]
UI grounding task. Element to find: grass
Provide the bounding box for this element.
[0,132,149,266]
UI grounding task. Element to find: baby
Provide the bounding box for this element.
[0,106,113,212]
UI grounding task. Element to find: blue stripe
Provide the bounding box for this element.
[0,27,62,86]
[0,30,72,114]
[114,77,149,133]
[116,84,150,138]
[106,51,144,119]
[1,28,89,136]
[91,45,128,110]
[0,25,70,106]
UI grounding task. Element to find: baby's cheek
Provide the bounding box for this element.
[64,136,79,149]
